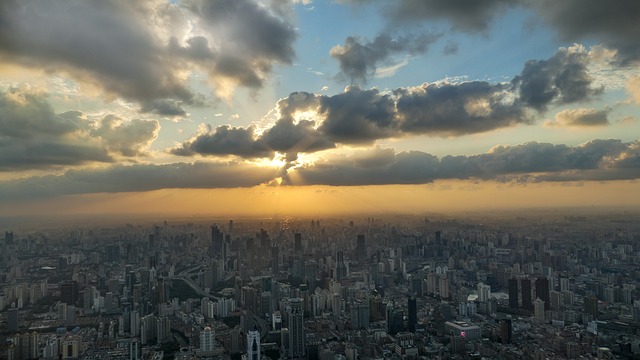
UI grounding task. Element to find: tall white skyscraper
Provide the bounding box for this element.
[534,298,545,323]
[247,327,261,360]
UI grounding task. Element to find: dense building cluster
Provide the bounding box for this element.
[1,212,640,359]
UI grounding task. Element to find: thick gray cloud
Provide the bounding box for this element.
[0,0,298,113]
[529,0,640,64]
[512,46,602,110]
[0,88,159,170]
[330,33,440,84]
[319,87,398,143]
[291,139,640,185]
[171,125,273,159]
[0,161,279,200]
[395,81,529,136]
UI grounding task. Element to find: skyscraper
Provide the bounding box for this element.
[535,277,550,310]
[8,307,18,332]
[287,298,304,359]
[521,278,532,310]
[335,251,347,281]
[60,280,79,306]
[247,327,261,360]
[211,225,224,258]
[508,278,519,309]
[356,234,365,260]
[294,233,302,253]
[534,298,545,323]
[407,296,417,332]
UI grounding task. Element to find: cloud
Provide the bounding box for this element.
[318,87,397,142]
[0,0,298,110]
[529,0,640,64]
[512,45,603,111]
[0,87,159,170]
[395,81,529,136]
[545,108,609,127]
[291,139,640,185]
[330,33,440,84]
[91,115,160,157]
[170,125,273,159]
[0,161,279,200]
[339,0,515,32]
[341,1,640,63]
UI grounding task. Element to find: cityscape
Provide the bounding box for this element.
[1,211,640,359]
[1,0,640,359]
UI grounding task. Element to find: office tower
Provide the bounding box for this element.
[287,298,305,359]
[229,220,234,232]
[130,339,141,360]
[559,276,570,292]
[5,231,14,245]
[247,327,261,360]
[130,310,140,337]
[521,278,532,310]
[500,319,512,344]
[294,233,302,253]
[534,298,545,323]
[535,277,551,310]
[211,225,224,258]
[435,231,441,244]
[200,326,215,353]
[477,283,490,303]
[335,251,347,281]
[156,316,170,344]
[439,275,449,299]
[271,246,279,274]
[408,296,417,332]
[356,234,365,260]
[350,302,370,329]
[508,278,519,309]
[148,234,155,250]
[584,295,599,319]
[427,272,437,294]
[60,280,79,306]
[8,307,18,332]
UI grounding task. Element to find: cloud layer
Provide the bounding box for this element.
[291,139,640,185]
[0,87,158,170]
[2,139,638,200]
[172,46,603,159]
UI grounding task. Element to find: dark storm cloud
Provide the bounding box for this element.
[0,161,279,200]
[512,46,602,111]
[330,33,440,84]
[0,0,298,111]
[0,88,159,170]
[395,81,529,136]
[291,139,640,186]
[171,125,273,159]
[529,0,640,63]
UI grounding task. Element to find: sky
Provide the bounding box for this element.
[0,0,639,218]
